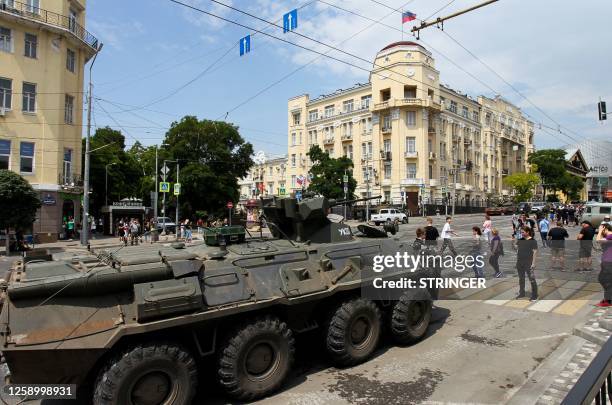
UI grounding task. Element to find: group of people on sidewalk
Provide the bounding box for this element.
[411,214,612,306]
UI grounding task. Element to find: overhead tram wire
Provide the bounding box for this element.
[107,0,318,116]
[213,0,418,120]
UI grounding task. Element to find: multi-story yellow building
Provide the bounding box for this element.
[287,41,534,213]
[238,155,287,204]
[0,0,98,241]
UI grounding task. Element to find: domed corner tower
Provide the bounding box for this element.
[368,41,442,214]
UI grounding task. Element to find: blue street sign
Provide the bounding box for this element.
[283,9,298,33]
[239,35,251,56]
[295,190,302,201]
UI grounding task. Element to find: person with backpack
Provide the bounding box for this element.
[595,223,612,307]
[482,214,493,245]
[490,228,504,278]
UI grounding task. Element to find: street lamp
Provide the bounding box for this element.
[105,162,116,207]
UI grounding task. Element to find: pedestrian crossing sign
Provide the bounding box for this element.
[174,183,181,196]
[160,182,170,193]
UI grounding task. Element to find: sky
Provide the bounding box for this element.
[86,0,612,159]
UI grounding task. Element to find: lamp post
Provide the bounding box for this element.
[81,42,104,246]
[105,162,116,207]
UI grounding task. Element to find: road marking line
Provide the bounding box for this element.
[509,332,570,343]
[505,279,561,309]
[552,285,600,316]
[529,281,586,312]
[484,278,545,306]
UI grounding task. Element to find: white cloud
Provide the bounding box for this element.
[88,19,147,51]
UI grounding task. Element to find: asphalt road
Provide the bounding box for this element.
[0,213,601,405]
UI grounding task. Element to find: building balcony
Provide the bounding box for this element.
[464,184,474,191]
[323,137,335,145]
[58,172,83,189]
[371,98,441,112]
[404,151,418,158]
[428,127,436,134]
[428,152,436,160]
[381,126,392,134]
[401,178,424,186]
[501,168,509,176]
[0,0,98,51]
[455,183,463,190]
[341,134,352,141]
[429,179,440,187]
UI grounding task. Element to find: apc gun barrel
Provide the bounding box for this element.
[330,195,382,207]
[7,265,174,300]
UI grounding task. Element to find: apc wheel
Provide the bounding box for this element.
[374,221,380,226]
[218,316,295,401]
[391,294,432,345]
[326,298,381,367]
[402,217,408,224]
[93,342,197,405]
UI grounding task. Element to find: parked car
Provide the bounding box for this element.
[155,217,177,233]
[530,202,547,213]
[485,207,502,216]
[371,208,407,225]
[580,203,612,227]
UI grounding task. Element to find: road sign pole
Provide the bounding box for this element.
[154,146,158,219]
[175,162,179,241]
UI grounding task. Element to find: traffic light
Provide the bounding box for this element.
[598,101,607,121]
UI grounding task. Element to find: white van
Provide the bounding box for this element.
[581,203,612,227]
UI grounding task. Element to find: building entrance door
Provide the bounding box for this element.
[406,191,418,214]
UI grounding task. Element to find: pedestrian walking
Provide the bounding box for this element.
[576,220,595,272]
[595,223,612,307]
[129,219,140,246]
[548,221,569,270]
[412,228,425,255]
[538,216,550,247]
[439,216,458,256]
[489,228,504,278]
[482,215,492,245]
[471,226,485,278]
[424,217,440,248]
[515,226,539,301]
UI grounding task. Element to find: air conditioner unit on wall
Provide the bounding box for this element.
[0,108,5,117]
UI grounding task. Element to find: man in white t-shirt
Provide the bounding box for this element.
[440,216,458,256]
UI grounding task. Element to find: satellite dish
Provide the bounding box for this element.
[407,68,415,77]
[254,151,266,164]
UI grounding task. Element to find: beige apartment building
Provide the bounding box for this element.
[287,41,534,213]
[0,0,98,241]
[238,155,288,205]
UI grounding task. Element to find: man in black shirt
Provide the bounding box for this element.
[577,220,595,272]
[548,221,569,270]
[424,217,440,248]
[516,226,539,301]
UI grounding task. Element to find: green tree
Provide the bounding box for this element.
[306,145,357,199]
[559,173,584,202]
[160,116,254,218]
[0,170,41,253]
[83,127,143,214]
[527,149,567,198]
[503,172,540,203]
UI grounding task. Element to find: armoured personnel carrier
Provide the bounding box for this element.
[0,194,438,404]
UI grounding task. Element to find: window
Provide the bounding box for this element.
[22,82,36,113]
[361,142,372,159]
[69,8,78,33]
[66,49,76,73]
[450,100,457,114]
[380,88,391,102]
[324,105,334,118]
[383,139,391,152]
[269,167,273,176]
[291,154,296,167]
[428,139,432,154]
[600,207,612,214]
[485,112,492,126]
[382,115,391,131]
[292,112,301,125]
[0,139,10,170]
[290,132,296,146]
[403,85,416,99]
[406,137,416,153]
[472,111,479,122]
[291,175,296,188]
[63,148,72,181]
[298,132,302,145]
[64,95,74,124]
[24,33,37,58]
[406,163,417,179]
[384,164,391,179]
[0,27,11,53]
[406,111,416,127]
[20,142,34,173]
[384,191,391,202]
[361,95,371,109]
[343,144,353,159]
[342,99,354,113]
[325,147,334,157]
[440,96,446,108]
[462,106,469,118]
[0,78,11,110]
[25,0,39,13]
[308,109,318,122]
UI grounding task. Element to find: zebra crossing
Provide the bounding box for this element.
[438,276,602,316]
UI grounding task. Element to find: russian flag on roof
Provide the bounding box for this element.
[402,11,416,23]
